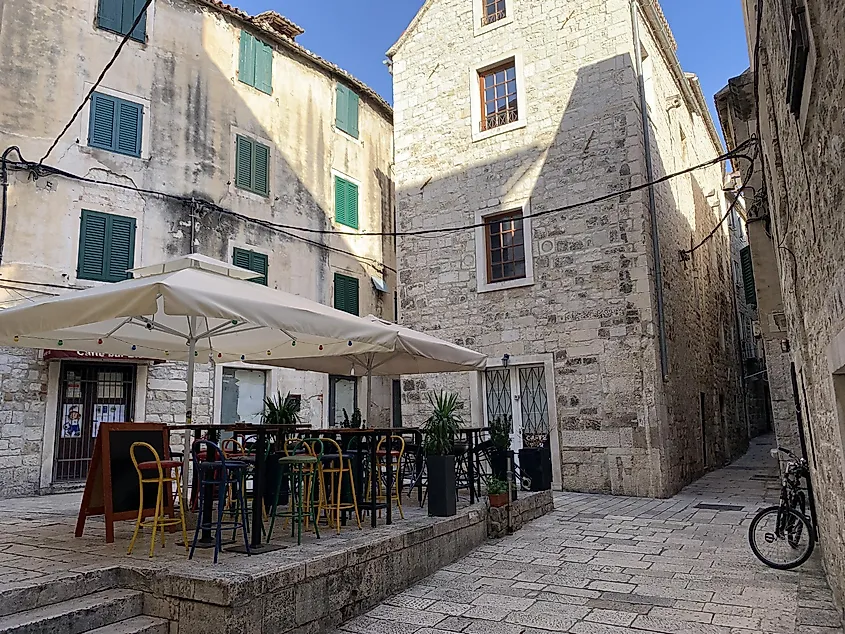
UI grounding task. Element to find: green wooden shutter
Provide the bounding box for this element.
[253,142,270,195]
[235,135,254,190]
[232,247,251,270]
[335,176,347,226]
[346,180,359,229]
[740,246,757,307]
[255,40,273,95]
[106,215,136,281]
[89,94,116,151]
[116,100,143,157]
[336,84,348,132]
[346,90,359,139]
[250,252,268,285]
[97,0,123,33]
[334,177,359,229]
[334,273,359,315]
[239,31,256,87]
[78,211,108,281]
[126,0,147,41]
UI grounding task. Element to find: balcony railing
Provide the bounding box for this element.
[481,9,506,27]
[481,107,518,132]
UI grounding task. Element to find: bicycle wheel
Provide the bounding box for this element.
[749,505,815,570]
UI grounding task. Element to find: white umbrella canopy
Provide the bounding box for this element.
[0,254,396,363]
[258,315,487,424]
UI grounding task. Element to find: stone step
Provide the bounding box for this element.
[84,615,169,634]
[0,569,119,618]
[0,588,144,634]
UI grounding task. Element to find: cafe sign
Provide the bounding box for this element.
[43,350,159,363]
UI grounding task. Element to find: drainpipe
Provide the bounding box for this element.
[0,147,23,267]
[631,1,669,381]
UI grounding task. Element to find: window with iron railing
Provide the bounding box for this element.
[481,0,506,26]
[479,61,518,132]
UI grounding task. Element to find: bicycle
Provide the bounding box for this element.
[748,446,815,570]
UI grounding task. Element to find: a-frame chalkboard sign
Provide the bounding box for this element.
[75,422,174,543]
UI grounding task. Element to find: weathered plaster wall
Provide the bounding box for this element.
[0,0,394,496]
[741,0,845,616]
[391,0,743,497]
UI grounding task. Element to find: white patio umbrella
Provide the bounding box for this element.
[0,254,397,486]
[258,315,488,425]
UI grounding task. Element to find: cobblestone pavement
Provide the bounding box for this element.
[338,435,843,634]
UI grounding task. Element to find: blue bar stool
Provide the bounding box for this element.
[189,439,251,564]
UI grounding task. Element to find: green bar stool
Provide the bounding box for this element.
[268,439,323,545]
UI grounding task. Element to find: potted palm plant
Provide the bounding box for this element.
[422,390,462,517]
[487,478,509,508]
[262,391,302,426]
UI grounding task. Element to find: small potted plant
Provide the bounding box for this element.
[422,390,462,517]
[489,415,517,501]
[487,477,509,508]
[262,391,302,426]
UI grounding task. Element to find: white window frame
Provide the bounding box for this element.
[79,84,152,160]
[330,168,363,232]
[475,199,534,293]
[470,51,527,143]
[472,0,514,36]
[213,363,277,426]
[229,125,274,202]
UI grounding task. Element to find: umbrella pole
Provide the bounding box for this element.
[366,356,373,427]
[181,326,197,497]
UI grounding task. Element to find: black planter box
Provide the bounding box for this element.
[519,443,552,492]
[490,448,517,501]
[427,454,457,517]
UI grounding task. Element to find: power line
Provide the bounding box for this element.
[12,137,756,243]
[38,0,154,164]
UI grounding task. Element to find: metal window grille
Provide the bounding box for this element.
[480,62,518,131]
[54,363,136,482]
[485,369,512,425]
[486,210,526,283]
[481,0,506,26]
[519,365,549,447]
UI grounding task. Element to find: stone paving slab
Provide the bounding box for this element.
[336,435,844,634]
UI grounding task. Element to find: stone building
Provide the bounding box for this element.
[389,0,749,496]
[0,0,395,497]
[722,0,845,615]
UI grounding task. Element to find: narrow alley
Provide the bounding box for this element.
[338,436,842,634]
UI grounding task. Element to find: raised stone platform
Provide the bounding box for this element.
[0,492,489,633]
[486,489,554,538]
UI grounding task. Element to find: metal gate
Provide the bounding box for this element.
[54,363,136,482]
[484,364,550,452]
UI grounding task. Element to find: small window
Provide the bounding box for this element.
[77,210,136,283]
[334,176,359,229]
[88,92,143,157]
[481,0,506,26]
[335,84,360,139]
[232,247,268,285]
[486,210,526,283]
[479,61,518,132]
[234,135,270,196]
[334,273,360,316]
[238,31,273,95]
[786,2,810,117]
[740,246,757,307]
[97,0,147,41]
[221,367,267,425]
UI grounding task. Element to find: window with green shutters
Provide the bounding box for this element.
[740,246,757,307]
[235,135,270,196]
[77,210,136,283]
[88,92,143,157]
[232,248,268,285]
[238,31,273,95]
[335,84,360,139]
[334,273,359,316]
[97,0,148,41]
[334,176,359,229]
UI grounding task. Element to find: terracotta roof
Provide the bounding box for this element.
[195,0,392,120]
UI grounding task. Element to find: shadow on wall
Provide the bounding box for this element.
[397,53,742,496]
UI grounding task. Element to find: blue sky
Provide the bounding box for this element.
[238,1,750,136]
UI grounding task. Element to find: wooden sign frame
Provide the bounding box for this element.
[75,422,174,543]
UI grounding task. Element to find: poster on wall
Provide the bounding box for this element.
[61,404,83,438]
[92,404,125,438]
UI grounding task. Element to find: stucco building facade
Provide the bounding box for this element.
[389,0,748,497]
[724,0,845,617]
[0,0,395,497]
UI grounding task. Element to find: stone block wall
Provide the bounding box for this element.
[391,0,745,497]
[0,347,48,497]
[486,490,554,539]
[748,0,845,615]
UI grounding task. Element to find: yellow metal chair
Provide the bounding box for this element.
[319,437,361,533]
[128,442,188,557]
